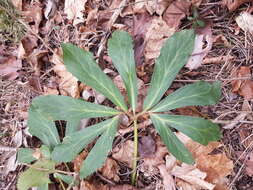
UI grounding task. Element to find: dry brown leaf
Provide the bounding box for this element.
[213,34,231,48]
[74,150,88,172]
[99,158,120,182]
[163,0,191,29]
[158,164,176,190]
[222,0,252,12]
[80,180,108,190]
[0,56,22,80]
[177,133,233,189]
[23,2,43,33]
[203,55,234,65]
[186,25,213,70]
[144,17,175,61]
[239,124,253,149]
[51,49,80,98]
[140,138,168,175]
[231,66,253,100]
[21,35,38,56]
[236,12,253,34]
[64,0,87,25]
[43,86,59,95]
[146,0,171,15]
[112,140,134,168]
[172,164,215,190]
[133,13,152,66]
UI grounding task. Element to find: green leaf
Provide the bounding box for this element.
[17,160,55,190]
[108,31,138,112]
[151,81,221,112]
[66,119,80,135]
[17,148,36,164]
[40,145,51,159]
[80,116,119,178]
[151,114,194,164]
[32,95,120,122]
[143,30,195,111]
[51,117,118,162]
[37,184,48,190]
[54,173,77,185]
[151,114,220,146]
[28,105,60,147]
[62,43,127,111]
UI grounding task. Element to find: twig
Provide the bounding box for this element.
[0,145,17,152]
[222,112,249,129]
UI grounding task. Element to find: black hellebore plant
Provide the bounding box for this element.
[17,30,221,190]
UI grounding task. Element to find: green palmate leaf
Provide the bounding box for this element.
[28,105,60,147]
[51,117,119,162]
[151,114,194,164]
[66,119,80,135]
[17,148,37,164]
[108,31,138,112]
[37,184,48,190]
[143,30,195,111]
[17,160,55,190]
[151,114,220,146]
[32,95,120,121]
[80,116,119,178]
[62,43,127,111]
[151,81,221,112]
[54,173,77,185]
[40,145,51,159]
[32,95,120,134]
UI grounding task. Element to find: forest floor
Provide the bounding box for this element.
[0,0,253,190]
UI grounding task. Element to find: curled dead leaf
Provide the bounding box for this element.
[231,66,253,100]
[186,25,213,70]
[236,12,253,34]
[99,158,120,182]
[112,140,134,168]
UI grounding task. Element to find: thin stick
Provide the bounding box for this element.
[131,119,138,185]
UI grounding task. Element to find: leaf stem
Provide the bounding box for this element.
[131,118,138,185]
